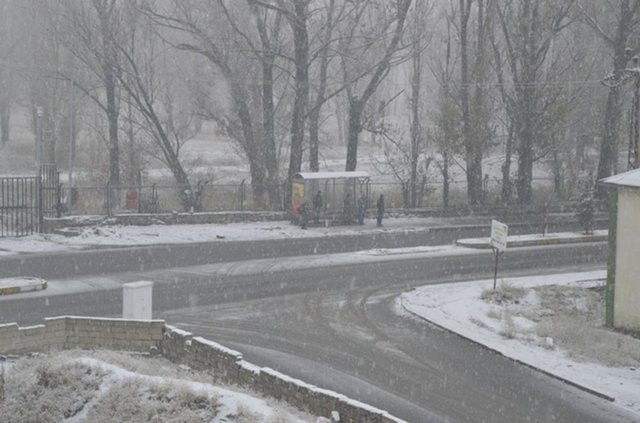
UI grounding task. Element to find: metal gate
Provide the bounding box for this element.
[39,164,60,218]
[0,165,59,237]
[0,176,41,237]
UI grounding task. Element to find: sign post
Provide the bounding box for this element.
[490,220,508,290]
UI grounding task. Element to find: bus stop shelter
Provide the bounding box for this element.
[291,171,370,225]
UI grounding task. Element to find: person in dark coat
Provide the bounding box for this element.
[313,190,323,224]
[357,194,366,225]
[376,194,385,227]
[343,193,354,224]
[299,201,309,229]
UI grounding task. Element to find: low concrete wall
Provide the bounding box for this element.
[160,326,403,423]
[0,318,405,423]
[44,211,288,232]
[0,316,164,355]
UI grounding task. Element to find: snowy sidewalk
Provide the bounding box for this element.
[0,216,485,256]
[400,271,640,416]
[456,230,607,249]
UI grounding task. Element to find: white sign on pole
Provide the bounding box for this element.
[490,220,509,251]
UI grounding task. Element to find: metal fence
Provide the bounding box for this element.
[0,176,41,237]
[50,175,579,217]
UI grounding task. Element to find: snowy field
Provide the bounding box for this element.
[400,271,640,415]
[0,350,318,422]
[0,216,468,256]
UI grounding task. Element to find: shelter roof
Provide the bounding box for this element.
[600,168,640,189]
[294,171,369,180]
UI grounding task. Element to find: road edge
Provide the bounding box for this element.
[398,296,616,403]
[0,277,47,296]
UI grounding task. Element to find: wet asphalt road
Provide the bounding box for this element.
[160,274,636,423]
[1,240,634,422]
[0,216,606,279]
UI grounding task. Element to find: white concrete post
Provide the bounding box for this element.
[122,281,153,320]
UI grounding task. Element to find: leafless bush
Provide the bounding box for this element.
[481,280,526,304]
[86,379,219,422]
[499,309,517,339]
[0,361,105,422]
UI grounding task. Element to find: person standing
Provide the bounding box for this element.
[376,194,385,227]
[313,190,323,224]
[299,201,309,229]
[357,194,366,225]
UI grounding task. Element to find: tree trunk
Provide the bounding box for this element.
[517,105,535,203]
[105,70,120,187]
[470,0,487,204]
[287,1,309,184]
[309,0,334,173]
[409,48,421,208]
[502,121,514,203]
[459,0,480,205]
[442,151,450,208]
[261,55,280,208]
[596,0,635,197]
[0,102,9,147]
[345,99,363,171]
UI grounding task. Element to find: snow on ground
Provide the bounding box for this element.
[400,271,640,415]
[0,350,317,422]
[0,216,473,256]
[457,230,607,247]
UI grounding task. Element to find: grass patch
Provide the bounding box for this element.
[1,360,106,422]
[481,279,526,305]
[86,379,220,422]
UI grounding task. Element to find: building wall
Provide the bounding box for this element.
[614,188,640,329]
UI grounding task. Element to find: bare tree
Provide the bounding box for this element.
[0,0,21,147]
[495,0,575,204]
[583,0,640,197]
[114,4,199,209]
[340,0,413,171]
[219,0,284,207]
[56,0,123,186]
[431,11,461,209]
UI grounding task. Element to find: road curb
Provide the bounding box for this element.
[0,277,47,296]
[456,233,608,249]
[399,297,616,403]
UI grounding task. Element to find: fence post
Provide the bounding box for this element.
[105,182,112,217]
[37,172,44,233]
[239,179,245,211]
[56,183,63,218]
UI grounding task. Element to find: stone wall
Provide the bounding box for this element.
[0,318,405,423]
[0,316,164,355]
[160,326,403,423]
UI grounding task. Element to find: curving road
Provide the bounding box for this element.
[160,274,635,423]
[1,240,635,422]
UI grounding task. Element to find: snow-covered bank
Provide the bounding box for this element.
[400,271,640,415]
[0,216,459,256]
[0,350,317,422]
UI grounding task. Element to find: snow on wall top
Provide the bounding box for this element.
[294,171,369,180]
[600,168,640,189]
